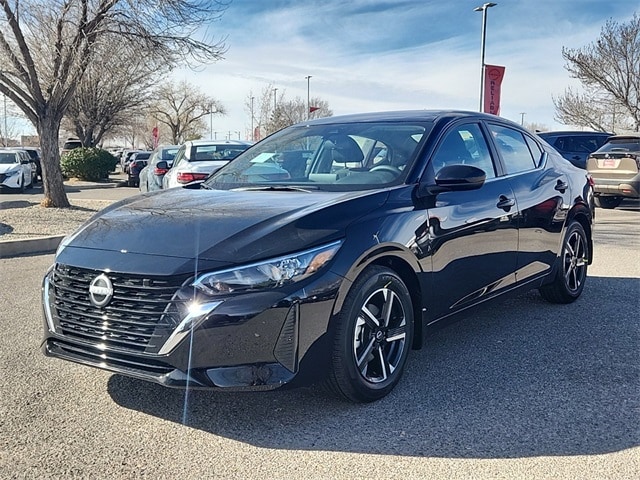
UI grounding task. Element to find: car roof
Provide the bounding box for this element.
[537,130,612,137]
[185,139,252,146]
[605,134,640,140]
[300,109,528,128]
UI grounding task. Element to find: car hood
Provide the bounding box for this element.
[58,186,388,267]
[0,163,19,174]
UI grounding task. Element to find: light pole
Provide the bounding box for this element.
[209,102,214,140]
[250,96,255,141]
[520,112,526,126]
[305,75,312,120]
[474,2,497,112]
[273,88,278,113]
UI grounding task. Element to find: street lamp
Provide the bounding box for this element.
[474,2,497,112]
[250,96,255,141]
[209,102,215,140]
[305,75,312,120]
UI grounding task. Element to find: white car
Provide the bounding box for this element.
[0,149,35,192]
[162,139,252,189]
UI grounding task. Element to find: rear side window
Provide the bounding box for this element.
[488,124,537,174]
[556,135,607,153]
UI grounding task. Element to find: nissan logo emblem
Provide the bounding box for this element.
[89,274,114,307]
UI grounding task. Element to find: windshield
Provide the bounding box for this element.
[0,153,18,164]
[205,121,430,191]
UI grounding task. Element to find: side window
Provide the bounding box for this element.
[524,135,544,167]
[431,123,495,179]
[488,124,536,174]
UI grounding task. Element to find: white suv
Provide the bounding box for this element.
[162,139,251,189]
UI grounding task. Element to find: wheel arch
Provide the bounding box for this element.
[333,246,424,351]
[370,255,424,350]
[567,206,593,264]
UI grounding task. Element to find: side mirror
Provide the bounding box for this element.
[156,160,169,169]
[419,164,486,196]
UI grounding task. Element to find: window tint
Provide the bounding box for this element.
[598,138,640,153]
[431,123,495,179]
[488,124,537,174]
[556,135,607,153]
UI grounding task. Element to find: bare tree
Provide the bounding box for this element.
[554,14,640,132]
[62,39,162,147]
[150,80,226,144]
[0,0,227,207]
[247,84,333,140]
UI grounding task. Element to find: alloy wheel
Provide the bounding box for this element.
[563,230,587,293]
[353,287,408,384]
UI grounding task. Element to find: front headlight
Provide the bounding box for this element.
[193,240,342,296]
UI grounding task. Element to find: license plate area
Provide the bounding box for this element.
[598,159,619,168]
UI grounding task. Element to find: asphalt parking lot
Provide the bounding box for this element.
[0,201,638,479]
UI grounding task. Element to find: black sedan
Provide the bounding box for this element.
[42,111,594,403]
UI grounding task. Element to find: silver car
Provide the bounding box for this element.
[162,139,252,189]
[586,134,640,209]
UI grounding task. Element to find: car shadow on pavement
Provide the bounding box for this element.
[107,276,639,459]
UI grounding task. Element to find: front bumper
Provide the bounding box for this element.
[0,172,22,189]
[42,263,345,390]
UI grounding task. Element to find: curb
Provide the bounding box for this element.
[0,235,65,258]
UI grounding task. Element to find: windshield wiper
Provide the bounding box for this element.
[230,185,317,193]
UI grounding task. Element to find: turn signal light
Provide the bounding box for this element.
[154,167,168,175]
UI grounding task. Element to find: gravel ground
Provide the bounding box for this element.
[0,199,113,241]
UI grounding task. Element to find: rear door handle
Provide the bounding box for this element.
[496,195,515,211]
[555,180,569,193]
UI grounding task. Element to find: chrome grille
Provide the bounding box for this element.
[51,264,188,353]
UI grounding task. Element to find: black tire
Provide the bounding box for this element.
[17,175,25,193]
[326,266,414,403]
[539,222,589,304]
[127,175,135,187]
[594,196,622,209]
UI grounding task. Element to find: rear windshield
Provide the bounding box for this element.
[598,138,640,153]
[63,141,82,150]
[192,145,250,162]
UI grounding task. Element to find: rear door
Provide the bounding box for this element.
[422,122,519,319]
[486,123,571,284]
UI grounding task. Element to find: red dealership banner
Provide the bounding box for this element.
[483,65,505,115]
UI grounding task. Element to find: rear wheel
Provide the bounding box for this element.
[326,266,414,403]
[539,222,588,304]
[594,196,622,209]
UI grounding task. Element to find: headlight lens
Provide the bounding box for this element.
[193,240,342,296]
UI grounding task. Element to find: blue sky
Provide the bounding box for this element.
[180,0,635,139]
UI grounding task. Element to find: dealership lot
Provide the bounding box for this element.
[0,203,638,479]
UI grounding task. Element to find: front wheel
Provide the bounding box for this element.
[326,266,414,403]
[594,196,622,209]
[539,222,589,304]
